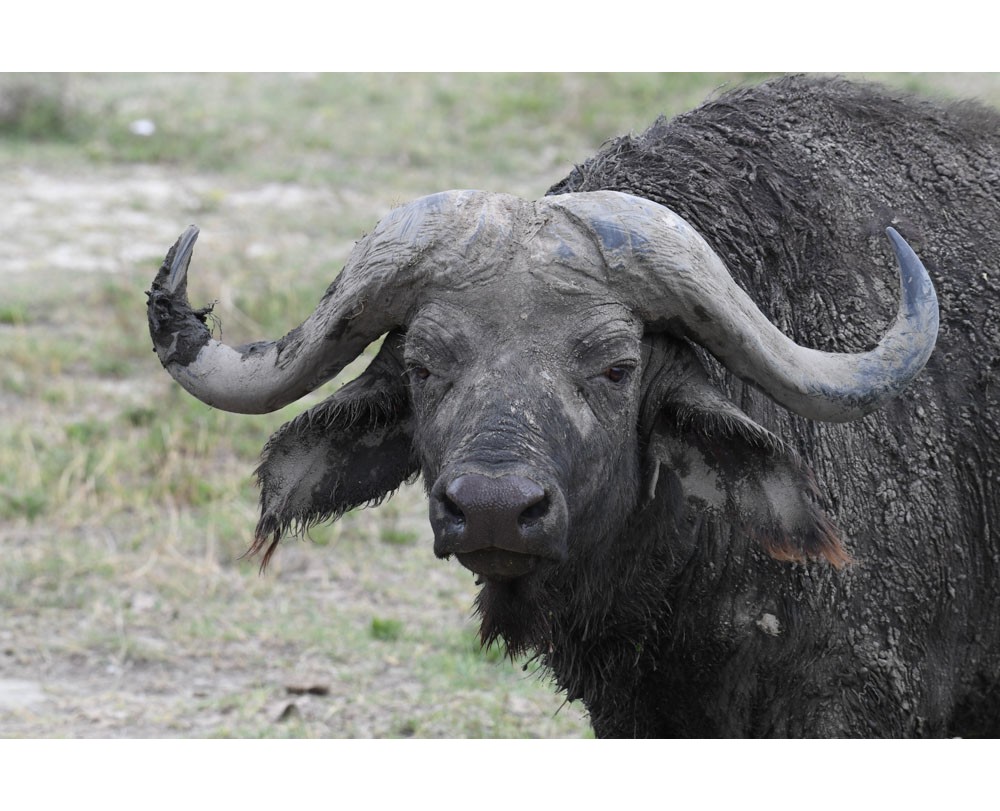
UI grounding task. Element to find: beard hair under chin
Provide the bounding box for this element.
[473,572,556,660]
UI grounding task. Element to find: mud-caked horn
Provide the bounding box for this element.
[146,190,518,414]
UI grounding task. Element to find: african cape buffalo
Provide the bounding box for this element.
[147,75,1000,737]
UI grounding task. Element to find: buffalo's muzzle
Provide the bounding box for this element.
[430,473,568,578]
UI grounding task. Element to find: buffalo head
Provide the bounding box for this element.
[147,190,938,651]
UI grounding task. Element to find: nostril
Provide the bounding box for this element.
[442,473,549,537]
[433,473,566,561]
[441,492,465,523]
[519,495,550,525]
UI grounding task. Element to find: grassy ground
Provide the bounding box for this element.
[2,72,998,738]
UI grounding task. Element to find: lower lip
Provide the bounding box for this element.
[455,549,540,579]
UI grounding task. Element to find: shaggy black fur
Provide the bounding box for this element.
[539,74,1000,736]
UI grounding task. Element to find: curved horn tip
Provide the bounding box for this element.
[884,226,939,316]
[884,226,917,267]
[165,225,200,294]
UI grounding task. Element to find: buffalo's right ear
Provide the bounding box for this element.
[250,330,417,569]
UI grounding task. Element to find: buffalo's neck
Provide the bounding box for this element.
[536,493,841,736]
[537,494,715,735]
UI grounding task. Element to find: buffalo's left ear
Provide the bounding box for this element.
[250,330,417,568]
[639,336,850,568]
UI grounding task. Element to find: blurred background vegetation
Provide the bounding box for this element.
[1,73,997,738]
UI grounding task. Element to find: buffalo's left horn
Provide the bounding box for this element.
[548,191,939,423]
[146,190,515,414]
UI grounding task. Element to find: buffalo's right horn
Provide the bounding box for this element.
[146,190,515,414]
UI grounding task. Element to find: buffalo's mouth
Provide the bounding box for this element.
[455,548,542,580]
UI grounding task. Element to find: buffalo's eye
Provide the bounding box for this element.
[410,366,431,381]
[604,365,630,383]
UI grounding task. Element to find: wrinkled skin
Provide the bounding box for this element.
[151,75,1000,737]
[405,276,646,651]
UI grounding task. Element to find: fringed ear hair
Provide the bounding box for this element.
[250,332,417,570]
[642,337,850,568]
